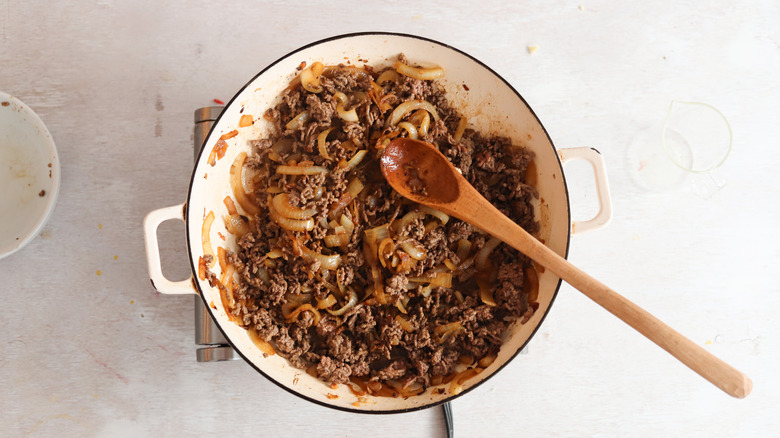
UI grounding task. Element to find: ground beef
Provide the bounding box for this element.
[227,54,539,393]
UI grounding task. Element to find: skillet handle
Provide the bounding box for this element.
[143,203,197,295]
[558,147,613,235]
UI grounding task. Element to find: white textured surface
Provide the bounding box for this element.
[1,1,778,436]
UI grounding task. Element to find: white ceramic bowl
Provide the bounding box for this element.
[0,92,60,259]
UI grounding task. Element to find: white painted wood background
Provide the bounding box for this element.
[2,1,778,436]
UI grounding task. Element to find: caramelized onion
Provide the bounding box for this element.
[394,210,425,232]
[324,233,350,247]
[224,214,250,237]
[327,288,358,316]
[453,116,467,142]
[342,150,368,171]
[410,110,430,137]
[376,70,400,85]
[300,61,324,93]
[475,237,502,271]
[397,121,418,139]
[247,329,276,356]
[230,152,261,216]
[524,267,539,302]
[395,315,414,332]
[302,247,341,270]
[449,367,483,395]
[272,193,316,219]
[223,196,238,215]
[394,60,445,80]
[286,111,310,130]
[275,164,329,175]
[409,272,452,288]
[387,100,440,127]
[317,127,335,160]
[316,294,338,309]
[268,200,314,231]
[399,240,426,260]
[333,92,358,122]
[478,277,497,307]
[286,304,321,325]
[201,211,216,267]
[419,206,449,225]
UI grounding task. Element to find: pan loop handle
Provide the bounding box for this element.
[558,147,613,235]
[143,203,197,295]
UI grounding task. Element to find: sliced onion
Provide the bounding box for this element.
[317,127,335,160]
[268,200,314,231]
[449,367,482,395]
[224,214,250,237]
[247,329,276,356]
[271,137,294,156]
[201,211,216,267]
[478,277,497,307]
[275,165,329,175]
[410,110,430,137]
[397,121,418,139]
[399,240,426,260]
[386,100,440,127]
[328,178,364,220]
[453,116,467,142]
[340,214,355,235]
[255,267,270,285]
[456,239,472,261]
[341,150,368,171]
[197,256,207,281]
[419,206,449,225]
[475,237,502,271]
[324,233,350,248]
[322,65,371,81]
[408,272,452,288]
[223,196,238,216]
[327,287,358,316]
[333,92,358,122]
[316,294,337,309]
[369,81,394,113]
[394,210,425,232]
[302,247,341,270]
[377,237,395,268]
[265,249,283,259]
[230,152,260,216]
[395,60,445,80]
[300,61,324,93]
[524,267,539,302]
[434,321,463,343]
[346,178,364,198]
[285,303,321,325]
[443,259,459,271]
[376,70,400,85]
[286,111,310,130]
[478,354,496,368]
[219,263,236,307]
[365,224,390,244]
[272,193,316,219]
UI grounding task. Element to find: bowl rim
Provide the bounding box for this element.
[184,31,571,414]
[0,91,61,260]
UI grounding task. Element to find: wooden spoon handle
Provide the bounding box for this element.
[466,192,752,398]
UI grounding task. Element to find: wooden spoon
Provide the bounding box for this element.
[380,138,752,399]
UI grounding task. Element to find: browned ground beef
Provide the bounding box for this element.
[229,55,539,391]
